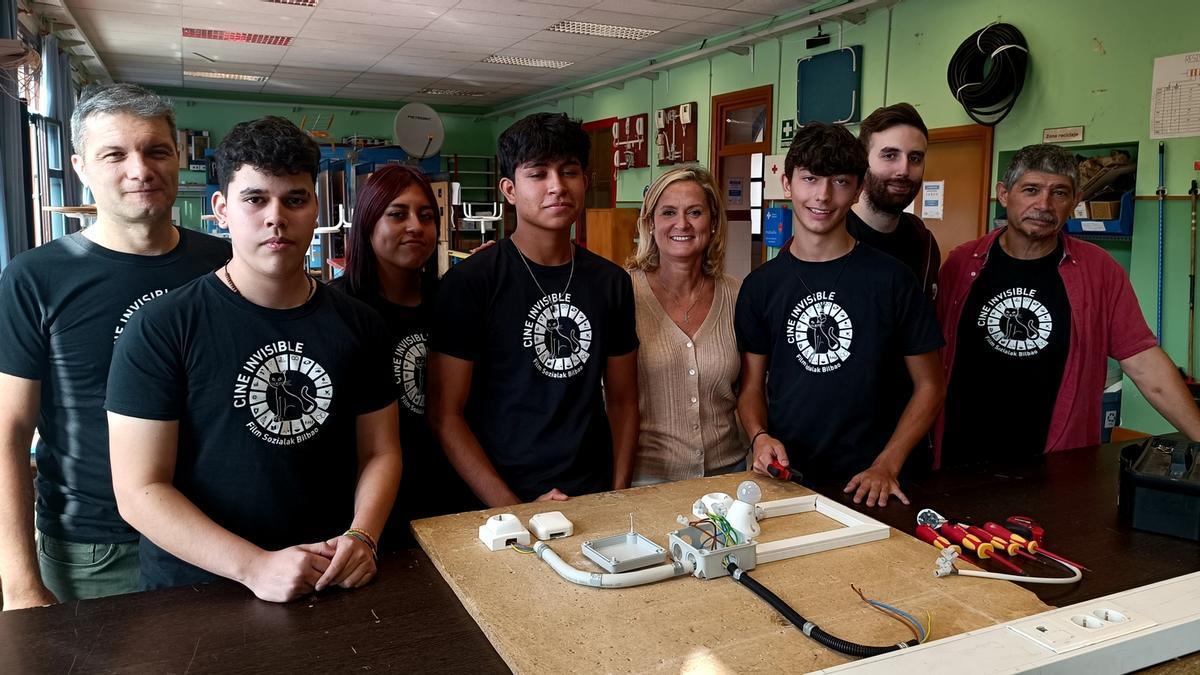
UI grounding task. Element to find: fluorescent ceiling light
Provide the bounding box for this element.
[263,0,318,5]
[182,28,293,46]
[547,20,659,41]
[483,55,573,69]
[419,88,486,97]
[184,70,268,83]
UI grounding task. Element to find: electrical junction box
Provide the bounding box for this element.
[668,527,757,579]
[529,511,573,540]
[478,513,531,551]
[581,531,664,573]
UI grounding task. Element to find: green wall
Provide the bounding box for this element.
[491,0,1200,435]
[164,96,496,230]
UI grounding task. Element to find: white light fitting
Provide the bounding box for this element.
[547,20,659,41]
[184,70,268,83]
[483,54,573,69]
[418,87,486,97]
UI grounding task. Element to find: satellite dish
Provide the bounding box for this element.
[393,103,444,159]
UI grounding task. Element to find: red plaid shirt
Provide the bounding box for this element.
[934,228,1158,466]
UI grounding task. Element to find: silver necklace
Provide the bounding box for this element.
[512,240,575,298]
[652,272,707,324]
[792,241,857,299]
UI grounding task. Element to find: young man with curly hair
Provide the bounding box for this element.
[105,117,401,602]
[735,123,945,507]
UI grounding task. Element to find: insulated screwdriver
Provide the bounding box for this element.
[766,461,803,485]
[915,524,961,555]
[980,522,1039,561]
[939,523,1025,574]
[993,520,1088,571]
[964,524,1037,562]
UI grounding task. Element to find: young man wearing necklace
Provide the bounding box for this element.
[735,122,945,507]
[105,117,402,601]
[429,112,639,507]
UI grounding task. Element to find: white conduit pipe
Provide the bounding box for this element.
[532,541,694,588]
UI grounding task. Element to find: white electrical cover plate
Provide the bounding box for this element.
[1007,602,1155,654]
[478,513,531,551]
[529,511,574,540]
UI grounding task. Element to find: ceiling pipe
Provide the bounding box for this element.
[482,0,889,119]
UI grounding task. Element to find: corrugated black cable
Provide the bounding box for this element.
[946,22,1029,126]
[726,562,917,658]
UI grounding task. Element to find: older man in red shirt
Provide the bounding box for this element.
[936,143,1200,467]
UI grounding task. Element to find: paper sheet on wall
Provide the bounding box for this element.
[1150,50,1200,139]
[922,181,944,219]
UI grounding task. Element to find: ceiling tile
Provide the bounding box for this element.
[68,0,182,16]
[430,9,560,31]
[410,30,526,50]
[74,9,182,36]
[297,20,418,42]
[261,81,344,96]
[450,0,583,19]
[567,10,686,31]
[182,0,314,20]
[288,36,406,54]
[590,0,713,22]
[698,9,773,26]
[730,0,821,13]
[309,7,439,30]
[669,21,744,38]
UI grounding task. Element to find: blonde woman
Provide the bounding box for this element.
[627,166,746,485]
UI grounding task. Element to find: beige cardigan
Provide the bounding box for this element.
[630,269,747,484]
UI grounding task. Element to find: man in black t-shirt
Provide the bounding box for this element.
[940,236,1070,466]
[847,103,942,472]
[429,112,639,507]
[736,123,945,507]
[0,84,229,610]
[847,103,940,301]
[106,117,400,601]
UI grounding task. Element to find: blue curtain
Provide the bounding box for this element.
[42,34,81,210]
[0,0,31,269]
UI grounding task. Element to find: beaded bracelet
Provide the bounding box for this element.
[343,528,379,560]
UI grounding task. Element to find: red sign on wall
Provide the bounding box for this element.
[656,102,698,166]
[613,114,649,170]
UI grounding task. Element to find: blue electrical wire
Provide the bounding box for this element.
[864,599,926,643]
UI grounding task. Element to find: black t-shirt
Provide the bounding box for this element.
[734,244,944,483]
[106,275,395,589]
[845,210,940,301]
[942,240,1071,466]
[329,277,479,548]
[846,210,943,470]
[430,238,638,501]
[0,228,229,543]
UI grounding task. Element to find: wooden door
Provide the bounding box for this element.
[918,124,993,260]
[583,119,616,209]
[712,85,772,271]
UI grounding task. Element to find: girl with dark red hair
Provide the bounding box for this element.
[331,165,474,547]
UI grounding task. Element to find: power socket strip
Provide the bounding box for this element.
[816,570,1200,673]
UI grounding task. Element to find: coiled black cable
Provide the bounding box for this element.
[726,562,917,658]
[946,22,1029,126]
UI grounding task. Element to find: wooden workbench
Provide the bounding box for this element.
[0,548,507,673]
[413,474,1052,673]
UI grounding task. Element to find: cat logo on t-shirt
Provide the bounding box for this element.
[232,341,333,445]
[786,291,853,373]
[521,292,592,379]
[393,333,427,415]
[978,288,1052,357]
